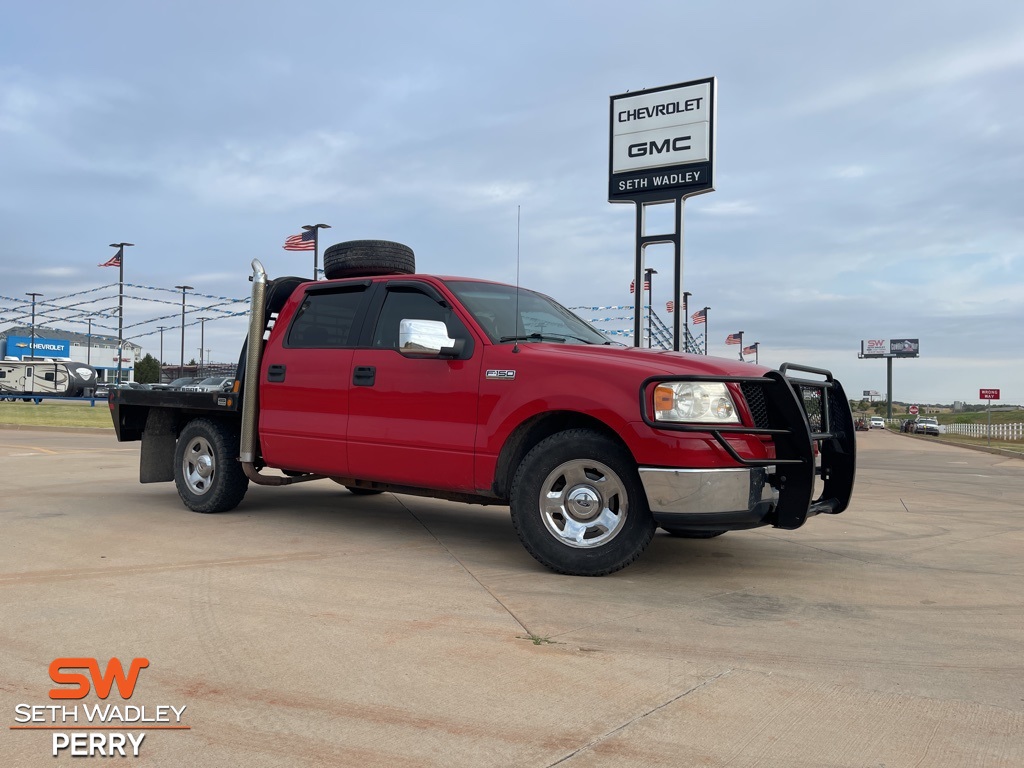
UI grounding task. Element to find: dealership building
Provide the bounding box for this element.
[0,325,140,383]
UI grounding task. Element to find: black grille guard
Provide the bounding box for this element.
[639,363,856,529]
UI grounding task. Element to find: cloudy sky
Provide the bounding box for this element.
[2,1,1021,405]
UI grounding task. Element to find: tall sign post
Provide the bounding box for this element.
[858,338,920,420]
[609,77,716,351]
[979,388,1000,445]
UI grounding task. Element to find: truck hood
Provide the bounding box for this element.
[507,343,771,378]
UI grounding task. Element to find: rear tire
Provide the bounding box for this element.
[510,429,655,576]
[323,240,415,279]
[174,418,248,513]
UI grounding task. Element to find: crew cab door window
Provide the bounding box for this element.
[347,284,482,491]
[286,287,366,348]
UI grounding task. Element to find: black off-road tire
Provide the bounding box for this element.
[509,429,655,576]
[173,418,249,513]
[322,240,415,280]
[661,527,727,539]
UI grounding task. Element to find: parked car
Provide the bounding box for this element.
[152,376,202,391]
[870,417,885,429]
[915,417,941,436]
[180,376,234,393]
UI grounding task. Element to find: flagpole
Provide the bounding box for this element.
[109,242,133,384]
[682,292,691,353]
[302,223,332,280]
[704,307,710,355]
[738,331,744,361]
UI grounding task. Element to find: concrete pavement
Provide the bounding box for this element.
[1,428,1021,766]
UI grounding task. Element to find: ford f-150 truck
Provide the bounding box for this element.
[110,240,855,576]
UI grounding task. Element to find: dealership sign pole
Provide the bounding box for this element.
[609,77,716,351]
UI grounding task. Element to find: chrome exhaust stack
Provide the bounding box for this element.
[239,259,267,465]
[238,260,324,486]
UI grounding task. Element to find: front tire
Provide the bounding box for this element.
[510,429,655,576]
[174,418,249,513]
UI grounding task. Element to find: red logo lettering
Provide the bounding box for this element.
[48,658,150,700]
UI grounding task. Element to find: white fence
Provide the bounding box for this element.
[940,422,1024,442]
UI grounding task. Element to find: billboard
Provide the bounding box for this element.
[859,339,920,358]
[609,77,716,201]
[4,335,71,359]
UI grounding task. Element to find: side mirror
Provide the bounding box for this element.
[399,319,463,358]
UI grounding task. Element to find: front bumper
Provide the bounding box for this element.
[640,466,778,529]
[638,363,856,531]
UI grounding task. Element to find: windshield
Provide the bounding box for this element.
[444,280,612,345]
[198,377,225,385]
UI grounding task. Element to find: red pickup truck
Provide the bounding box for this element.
[111,240,855,576]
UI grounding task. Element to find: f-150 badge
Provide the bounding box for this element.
[485,370,516,380]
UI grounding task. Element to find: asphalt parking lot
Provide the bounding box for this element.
[1,427,1022,766]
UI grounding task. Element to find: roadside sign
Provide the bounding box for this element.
[979,389,1000,400]
[609,77,716,202]
[909,405,919,415]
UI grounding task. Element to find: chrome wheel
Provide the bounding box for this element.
[182,435,216,496]
[539,459,628,548]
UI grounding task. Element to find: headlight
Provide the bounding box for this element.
[653,382,739,424]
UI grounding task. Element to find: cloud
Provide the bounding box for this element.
[797,35,1024,113]
[160,131,359,210]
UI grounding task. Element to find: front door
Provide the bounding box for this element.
[346,282,483,492]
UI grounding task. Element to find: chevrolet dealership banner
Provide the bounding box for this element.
[860,339,920,358]
[609,77,716,201]
[4,334,71,359]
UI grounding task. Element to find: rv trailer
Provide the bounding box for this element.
[0,359,99,399]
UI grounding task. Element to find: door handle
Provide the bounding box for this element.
[267,364,286,382]
[353,366,376,386]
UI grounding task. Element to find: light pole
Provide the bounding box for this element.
[87,318,93,366]
[25,292,42,360]
[157,326,171,382]
[109,242,134,384]
[198,317,209,377]
[174,285,193,377]
[644,268,657,349]
[301,223,332,280]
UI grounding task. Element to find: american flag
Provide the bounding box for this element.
[283,230,316,251]
[98,253,122,268]
[742,343,758,355]
[628,279,650,294]
[691,308,707,325]
[666,301,674,313]
[725,333,742,345]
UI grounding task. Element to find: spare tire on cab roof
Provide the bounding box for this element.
[322,240,415,280]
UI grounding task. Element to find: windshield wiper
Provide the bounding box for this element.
[499,333,566,344]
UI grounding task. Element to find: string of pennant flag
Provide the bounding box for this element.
[611,279,759,358]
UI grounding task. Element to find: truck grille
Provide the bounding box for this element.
[740,382,770,429]
[798,384,825,433]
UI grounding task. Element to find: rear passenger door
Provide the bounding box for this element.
[258,281,371,476]
[346,281,483,492]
